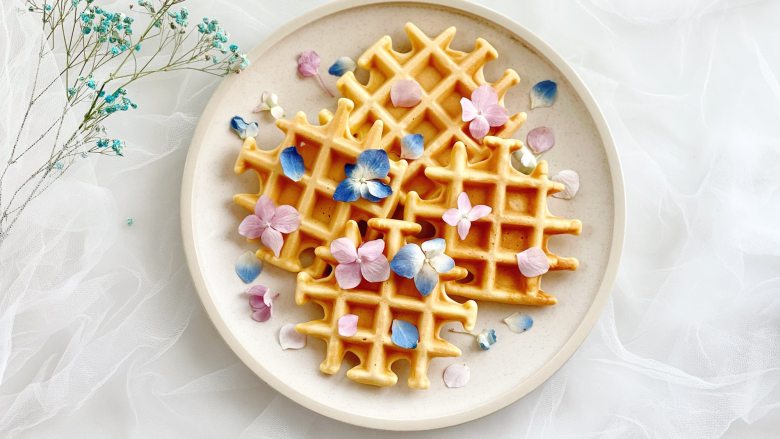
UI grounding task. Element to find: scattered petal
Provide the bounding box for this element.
[512,146,538,175]
[390,79,422,107]
[551,170,580,200]
[253,91,285,119]
[252,307,272,322]
[230,116,259,139]
[297,50,320,77]
[391,319,419,349]
[504,312,534,333]
[476,328,497,350]
[516,247,550,277]
[400,134,424,159]
[526,126,555,154]
[337,314,359,337]
[235,251,263,284]
[328,56,356,77]
[247,285,275,322]
[280,147,305,181]
[443,363,470,388]
[279,323,307,350]
[530,80,558,109]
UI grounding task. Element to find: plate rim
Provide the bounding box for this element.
[180,0,626,431]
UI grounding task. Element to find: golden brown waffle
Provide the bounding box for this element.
[234,98,408,275]
[295,218,477,389]
[403,137,582,306]
[332,22,526,201]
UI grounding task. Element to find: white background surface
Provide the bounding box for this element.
[1,0,779,438]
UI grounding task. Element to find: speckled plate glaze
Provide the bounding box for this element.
[181,0,624,431]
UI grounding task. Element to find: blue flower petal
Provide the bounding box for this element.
[356,149,390,179]
[400,134,424,159]
[391,319,419,349]
[334,178,361,202]
[359,182,382,202]
[476,328,497,350]
[235,251,263,283]
[504,312,534,333]
[429,254,454,273]
[530,80,557,109]
[414,263,438,296]
[364,180,392,201]
[344,163,357,178]
[327,56,356,77]
[390,244,425,279]
[280,146,305,181]
[230,115,248,138]
[421,238,446,256]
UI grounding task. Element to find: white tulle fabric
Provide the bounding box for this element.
[2,0,779,437]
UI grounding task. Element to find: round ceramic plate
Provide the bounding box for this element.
[181,0,624,431]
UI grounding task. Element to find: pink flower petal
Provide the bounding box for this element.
[330,237,358,264]
[238,215,265,239]
[516,247,550,277]
[261,227,284,257]
[460,97,477,122]
[483,104,509,127]
[469,116,490,140]
[467,205,492,221]
[270,205,300,233]
[335,261,362,289]
[442,208,460,226]
[457,192,471,212]
[254,196,276,222]
[360,256,390,282]
[457,218,471,240]
[390,79,422,107]
[262,289,279,308]
[526,126,555,154]
[297,50,320,77]
[248,294,266,310]
[338,314,359,337]
[252,307,271,322]
[279,323,306,349]
[471,85,498,109]
[357,239,385,261]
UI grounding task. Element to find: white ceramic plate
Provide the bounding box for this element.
[181,0,624,431]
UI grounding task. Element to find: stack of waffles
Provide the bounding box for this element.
[233,23,581,389]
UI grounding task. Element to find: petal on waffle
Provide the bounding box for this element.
[403,137,582,306]
[234,98,408,275]
[334,22,527,201]
[295,218,478,389]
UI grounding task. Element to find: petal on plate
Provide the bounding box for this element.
[328,56,356,77]
[244,122,260,139]
[333,178,361,202]
[330,237,358,263]
[391,319,419,349]
[279,323,307,349]
[471,85,498,109]
[530,80,557,109]
[270,205,301,234]
[526,126,555,154]
[230,115,248,138]
[443,363,470,388]
[429,253,455,273]
[551,170,580,200]
[457,192,471,212]
[390,244,425,278]
[280,147,305,181]
[270,105,285,120]
[476,328,498,350]
[251,307,271,322]
[456,218,471,240]
[442,208,461,227]
[238,214,265,239]
[468,116,490,140]
[235,251,263,284]
[365,180,392,201]
[460,97,477,122]
[400,133,424,159]
[414,263,439,296]
[254,195,276,222]
[337,314,359,337]
[247,284,269,309]
[390,79,422,107]
[504,312,534,333]
[297,50,320,77]
[483,104,509,127]
[467,205,492,221]
[516,247,550,277]
[421,238,446,257]
[356,149,390,179]
[261,227,284,257]
[262,289,279,308]
[357,239,385,260]
[335,261,362,289]
[360,256,390,283]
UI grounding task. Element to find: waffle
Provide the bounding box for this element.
[403,137,582,306]
[331,22,526,201]
[295,218,478,389]
[234,98,408,275]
